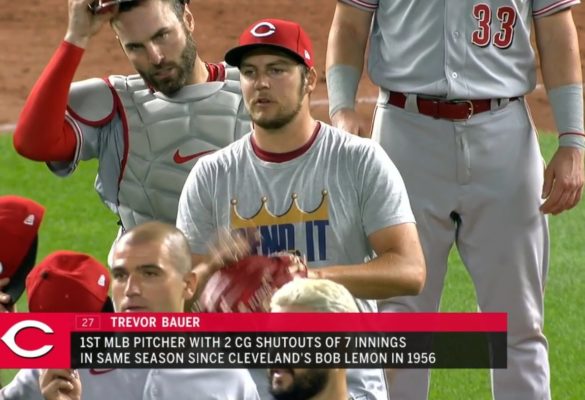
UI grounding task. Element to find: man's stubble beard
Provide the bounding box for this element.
[269,369,329,400]
[251,78,306,131]
[139,30,197,96]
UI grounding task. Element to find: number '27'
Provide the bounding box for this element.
[472,4,517,49]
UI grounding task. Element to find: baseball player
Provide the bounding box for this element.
[326,1,584,399]
[269,278,359,400]
[1,221,260,400]
[12,0,250,254]
[176,18,426,400]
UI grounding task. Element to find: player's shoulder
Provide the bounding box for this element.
[221,62,243,96]
[157,368,251,380]
[319,122,391,169]
[107,74,148,91]
[196,133,251,169]
[0,368,43,399]
[533,0,580,18]
[222,63,241,82]
[321,122,381,154]
[156,368,258,397]
[68,77,121,123]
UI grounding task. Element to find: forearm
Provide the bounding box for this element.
[536,10,581,89]
[315,252,425,300]
[535,9,583,149]
[326,3,372,116]
[326,5,370,75]
[13,41,83,161]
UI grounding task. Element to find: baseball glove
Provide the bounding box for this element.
[198,253,307,313]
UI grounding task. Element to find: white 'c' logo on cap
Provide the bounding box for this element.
[0,262,3,274]
[250,21,276,38]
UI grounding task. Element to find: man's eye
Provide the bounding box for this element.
[112,271,127,280]
[154,32,170,43]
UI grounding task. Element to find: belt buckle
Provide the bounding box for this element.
[452,100,474,121]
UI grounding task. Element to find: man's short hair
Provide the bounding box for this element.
[270,278,358,313]
[113,0,187,22]
[116,221,192,274]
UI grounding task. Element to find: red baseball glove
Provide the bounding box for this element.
[198,253,307,312]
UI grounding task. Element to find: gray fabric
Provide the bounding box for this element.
[0,368,259,400]
[177,121,414,400]
[47,67,250,232]
[341,0,579,99]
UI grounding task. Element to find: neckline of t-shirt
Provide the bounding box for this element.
[249,121,322,163]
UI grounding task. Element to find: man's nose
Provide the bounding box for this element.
[124,274,141,297]
[145,43,164,65]
[253,72,270,89]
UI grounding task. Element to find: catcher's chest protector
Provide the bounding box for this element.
[111,71,250,230]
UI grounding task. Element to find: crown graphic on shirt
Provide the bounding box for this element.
[230,191,329,228]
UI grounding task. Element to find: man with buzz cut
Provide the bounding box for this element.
[176,17,426,400]
[1,221,259,400]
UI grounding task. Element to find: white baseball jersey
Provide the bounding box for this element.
[341,0,580,99]
[177,121,415,400]
[48,64,250,231]
[0,368,259,400]
[341,0,577,399]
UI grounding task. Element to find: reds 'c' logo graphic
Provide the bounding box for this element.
[250,21,276,38]
[1,320,54,358]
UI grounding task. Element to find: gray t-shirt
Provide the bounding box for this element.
[177,121,415,400]
[177,121,413,269]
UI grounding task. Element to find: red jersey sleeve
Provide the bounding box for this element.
[13,41,84,161]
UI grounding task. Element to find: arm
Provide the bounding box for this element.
[13,0,113,161]
[314,223,426,299]
[326,2,374,136]
[313,141,425,299]
[0,369,43,400]
[534,8,584,215]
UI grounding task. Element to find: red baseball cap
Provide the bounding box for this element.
[0,195,45,304]
[225,19,314,68]
[26,250,111,312]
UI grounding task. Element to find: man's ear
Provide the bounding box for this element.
[305,67,318,94]
[183,7,195,32]
[183,270,198,302]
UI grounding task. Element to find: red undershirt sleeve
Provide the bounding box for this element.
[13,41,85,161]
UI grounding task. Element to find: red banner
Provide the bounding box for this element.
[0,312,506,368]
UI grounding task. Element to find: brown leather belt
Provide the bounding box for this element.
[387,91,519,121]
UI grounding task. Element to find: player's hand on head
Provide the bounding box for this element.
[331,108,369,138]
[40,369,82,400]
[0,277,15,312]
[541,146,585,215]
[65,0,115,49]
[207,228,253,272]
